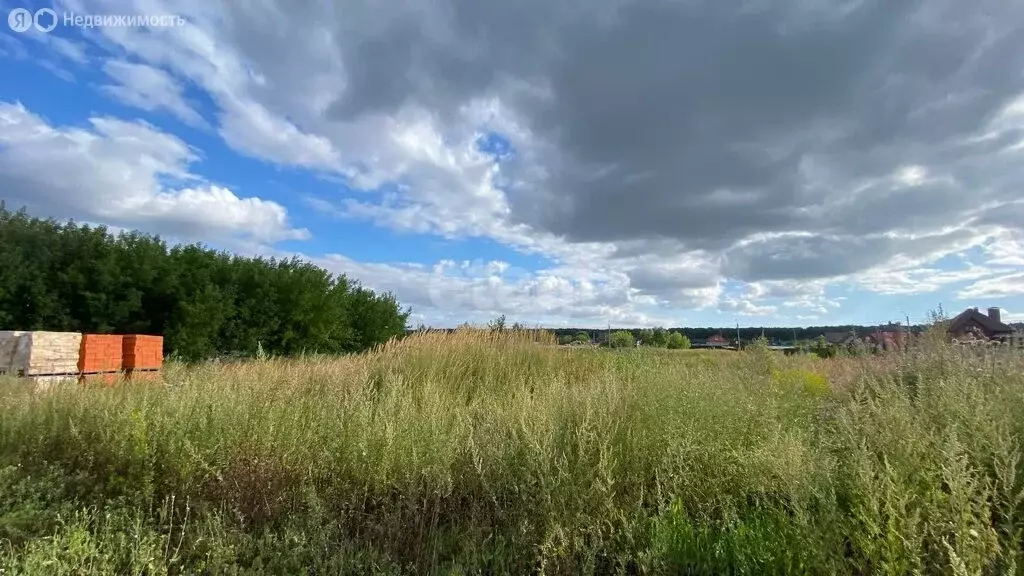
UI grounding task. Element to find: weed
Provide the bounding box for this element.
[1,330,1022,574]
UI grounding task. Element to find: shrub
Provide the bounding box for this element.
[771,368,831,398]
[812,335,837,359]
[608,330,635,348]
[667,331,691,349]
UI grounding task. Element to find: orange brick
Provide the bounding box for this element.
[122,335,163,370]
[79,334,123,373]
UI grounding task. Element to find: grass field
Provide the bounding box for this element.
[1,328,1023,574]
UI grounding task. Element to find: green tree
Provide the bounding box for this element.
[667,331,690,349]
[0,204,411,361]
[811,335,836,359]
[344,286,410,352]
[651,327,669,348]
[572,331,591,344]
[750,334,771,352]
[609,331,635,348]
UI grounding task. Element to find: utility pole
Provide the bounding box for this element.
[736,321,741,350]
[903,312,911,348]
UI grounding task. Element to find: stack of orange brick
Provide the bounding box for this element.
[122,335,163,380]
[78,334,124,385]
[1,331,166,387]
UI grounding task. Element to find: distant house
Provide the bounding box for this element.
[692,332,733,344]
[868,330,905,351]
[949,307,1016,342]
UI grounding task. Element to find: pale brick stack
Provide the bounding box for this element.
[0,331,82,377]
[0,331,26,376]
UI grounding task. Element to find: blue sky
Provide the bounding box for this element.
[2,0,1023,328]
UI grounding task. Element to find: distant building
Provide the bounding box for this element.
[706,334,730,347]
[691,334,732,349]
[949,307,1016,343]
[868,330,905,351]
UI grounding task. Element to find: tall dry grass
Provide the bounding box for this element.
[0,328,1023,574]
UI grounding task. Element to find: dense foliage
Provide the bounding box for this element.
[666,331,690,349]
[0,205,409,360]
[608,330,635,348]
[558,328,691,349]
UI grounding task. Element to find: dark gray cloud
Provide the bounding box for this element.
[77,0,1024,286]
[510,0,1024,250]
[258,0,1024,278]
[978,202,1024,229]
[627,266,719,295]
[722,228,978,281]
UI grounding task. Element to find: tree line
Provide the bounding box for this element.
[550,325,919,346]
[560,328,691,349]
[0,205,410,361]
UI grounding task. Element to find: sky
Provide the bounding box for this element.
[1,0,1023,329]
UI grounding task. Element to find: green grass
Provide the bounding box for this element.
[1,328,1023,574]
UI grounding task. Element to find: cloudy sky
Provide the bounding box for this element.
[2,0,1023,328]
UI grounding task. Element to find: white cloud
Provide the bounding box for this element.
[957,272,1024,299]
[795,315,821,322]
[894,165,928,187]
[0,34,27,60]
[856,262,1005,296]
[719,297,778,316]
[37,60,76,82]
[0,101,307,243]
[983,230,1024,266]
[217,96,341,171]
[307,253,685,327]
[101,60,207,127]
[47,36,89,64]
